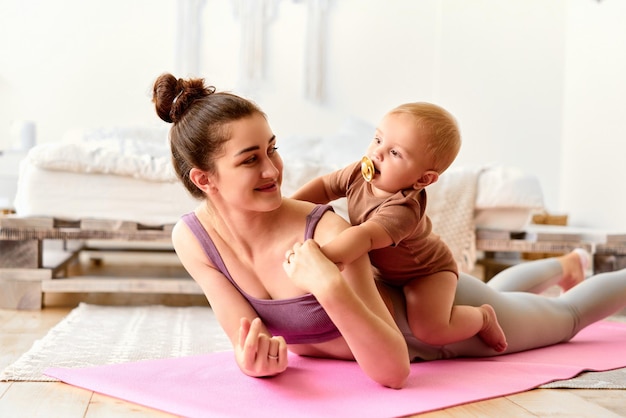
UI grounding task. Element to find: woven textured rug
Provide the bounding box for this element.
[541,315,626,389]
[1,303,231,382]
[2,303,624,388]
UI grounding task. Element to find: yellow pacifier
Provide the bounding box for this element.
[361,156,375,182]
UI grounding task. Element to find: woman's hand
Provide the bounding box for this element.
[235,317,288,377]
[283,240,343,295]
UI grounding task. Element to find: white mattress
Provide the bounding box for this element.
[14,162,199,226]
[13,157,348,226]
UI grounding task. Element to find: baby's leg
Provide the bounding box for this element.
[403,272,507,351]
[487,249,588,293]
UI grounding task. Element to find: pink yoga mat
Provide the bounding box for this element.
[45,321,626,418]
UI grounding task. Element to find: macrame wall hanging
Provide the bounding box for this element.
[178,0,329,102]
[232,0,279,93]
[232,0,330,102]
[303,0,329,104]
[175,0,207,77]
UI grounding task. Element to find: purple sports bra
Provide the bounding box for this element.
[181,204,342,345]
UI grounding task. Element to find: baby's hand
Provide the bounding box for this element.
[236,317,288,377]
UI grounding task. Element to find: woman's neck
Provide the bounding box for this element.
[200,199,284,256]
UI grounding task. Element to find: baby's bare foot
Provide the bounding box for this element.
[478,304,507,352]
[558,249,589,291]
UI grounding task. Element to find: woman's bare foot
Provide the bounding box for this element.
[478,304,507,352]
[557,249,590,291]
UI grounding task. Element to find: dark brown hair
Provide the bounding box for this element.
[152,73,266,198]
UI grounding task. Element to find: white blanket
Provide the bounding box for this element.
[27,127,176,182]
[426,166,482,273]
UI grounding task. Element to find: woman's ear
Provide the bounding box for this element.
[189,168,217,194]
[413,170,439,189]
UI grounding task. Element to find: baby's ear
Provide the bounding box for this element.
[413,170,439,189]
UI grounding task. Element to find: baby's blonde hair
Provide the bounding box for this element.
[388,102,461,174]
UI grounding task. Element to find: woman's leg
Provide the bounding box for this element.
[487,249,588,293]
[388,275,573,361]
[446,268,626,358]
[389,254,626,361]
[558,268,626,332]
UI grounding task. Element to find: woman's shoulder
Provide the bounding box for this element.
[283,198,345,221]
[171,206,205,245]
[171,213,195,250]
[283,198,350,244]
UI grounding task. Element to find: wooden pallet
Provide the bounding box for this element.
[0,216,201,310]
[3,216,613,310]
[476,238,594,255]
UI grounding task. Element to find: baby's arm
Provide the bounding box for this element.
[291,173,340,204]
[322,220,394,267]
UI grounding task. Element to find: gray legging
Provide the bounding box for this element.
[385,258,626,361]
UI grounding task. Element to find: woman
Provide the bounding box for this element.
[153,73,626,389]
[154,73,410,388]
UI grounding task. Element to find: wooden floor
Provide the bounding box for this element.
[0,256,625,417]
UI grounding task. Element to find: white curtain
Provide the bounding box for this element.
[232,0,279,90]
[304,0,329,103]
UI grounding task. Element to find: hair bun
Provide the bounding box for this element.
[152,73,215,123]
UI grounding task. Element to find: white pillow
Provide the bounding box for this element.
[282,159,348,219]
[280,117,375,219]
[475,165,544,209]
[317,117,375,167]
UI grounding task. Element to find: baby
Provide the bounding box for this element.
[292,102,507,352]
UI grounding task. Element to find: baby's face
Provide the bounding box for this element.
[364,113,432,194]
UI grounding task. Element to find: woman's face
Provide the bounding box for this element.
[210,113,284,212]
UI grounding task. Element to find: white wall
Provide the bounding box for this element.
[561,0,626,229]
[0,0,176,144]
[1,0,625,230]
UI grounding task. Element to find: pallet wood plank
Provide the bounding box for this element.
[0,216,55,230]
[41,277,202,294]
[0,269,52,281]
[0,278,42,309]
[1,216,174,241]
[80,218,139,231]
[0,240,41,268]
[476,238,593,254]
[0,227,172,241]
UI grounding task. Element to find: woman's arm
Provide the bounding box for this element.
[283,216,410,388]
[172,220,288,377]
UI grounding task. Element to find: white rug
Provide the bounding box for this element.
[2,303,624,388]
[540,316,626,389]
[1,303,231,382]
